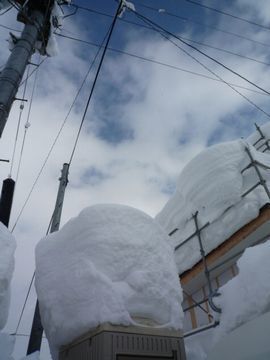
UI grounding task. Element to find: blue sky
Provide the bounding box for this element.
[1,0,270,358]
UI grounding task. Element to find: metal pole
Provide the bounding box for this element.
[27,163,69,355]
[0,177,15,227]
[0,10,45,137]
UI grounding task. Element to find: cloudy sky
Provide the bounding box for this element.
[1,0,270,358]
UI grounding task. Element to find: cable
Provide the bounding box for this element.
[0,6,12,15]
[19,58,47,88]
[11,7,121,328]
[68,1,122,166]
[10,25,112,233]
[57,20,270,68]
[13,215,53,335]
[72,3,270,49]
[0,22,20,32]
[15,56,41,185]
[14,272,35,334]
[9,65,30,178]
[185,0,270,31]
[134,11,270,119]
[133,10,270,96]
[55,32,269,97]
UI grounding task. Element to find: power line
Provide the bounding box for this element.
[69,3,270,68]
[56,32,269,97]
[13,215,53,335]
[0,6,12,16]
[11,4,122,334]
[10,24,113,233]
[15,56,41,185]
[133,10,270,119]
[9,64,30,178]
[132,10,270,96]
[19,58,47,88]
[71,2,270,49]
[185,0,270,31]
[0,22,20,32]
[68,1,122,166]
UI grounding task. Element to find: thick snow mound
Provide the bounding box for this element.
[156,139,270,273]
[157,140,246,227]
[215,240,270,341]
[0,223,16,329]
[35,204,183,358]
[0,333,14,360]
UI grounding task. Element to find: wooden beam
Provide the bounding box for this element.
[180,205,270,286]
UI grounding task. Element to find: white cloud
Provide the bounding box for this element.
[1,2,270,358]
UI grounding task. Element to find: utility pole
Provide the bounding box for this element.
[27,163,69,355]
[0,0,54,137]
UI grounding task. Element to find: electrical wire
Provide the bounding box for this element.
[9,65,30,178]
[68,1,122,166]
[57,19,270,68]
[185,0,270,31]
[0,6,12,15]
[11,5,122,332]
[19,58,47,88]
[72,2,270,49]
[0,22,20,32]
[10,25,112,233]
[133,11,270,119]
[55,32,269,97]
[15,56,41,185]
[133,10,270,96]
[13,215,53,335]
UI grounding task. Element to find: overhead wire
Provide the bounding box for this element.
[15,56,41,185]
[185,0,270,31]
[9,64,30,178]
[19,58,47,88]
[131,10,270,119]
[67,1,122,166]
[133,10,270,96]
[13,215,53,335]
[11,2,122,333]
[72,2,270,49]
[55,32,269,97]
[11,22,114,233]
[0,6,12,15]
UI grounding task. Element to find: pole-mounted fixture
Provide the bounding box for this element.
[0,0,55,138]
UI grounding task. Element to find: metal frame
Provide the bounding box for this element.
[171,142,270,317]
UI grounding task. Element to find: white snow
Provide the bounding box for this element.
[214,240,270,341]
[0,222,16,329]
[0,333,15,360]
[35,204,183,359]
[118,0,135,18]
[156,139,270,273]
[19,352,40,360]
[183,240,270,359]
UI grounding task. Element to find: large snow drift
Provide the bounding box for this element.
[0,222,16,329]
[215,240,270,340]
[35,204,183,358]
[156,139,270,273]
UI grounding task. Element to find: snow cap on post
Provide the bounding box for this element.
[35,204,183,359]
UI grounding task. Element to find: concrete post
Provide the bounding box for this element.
[0,10,45,137]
